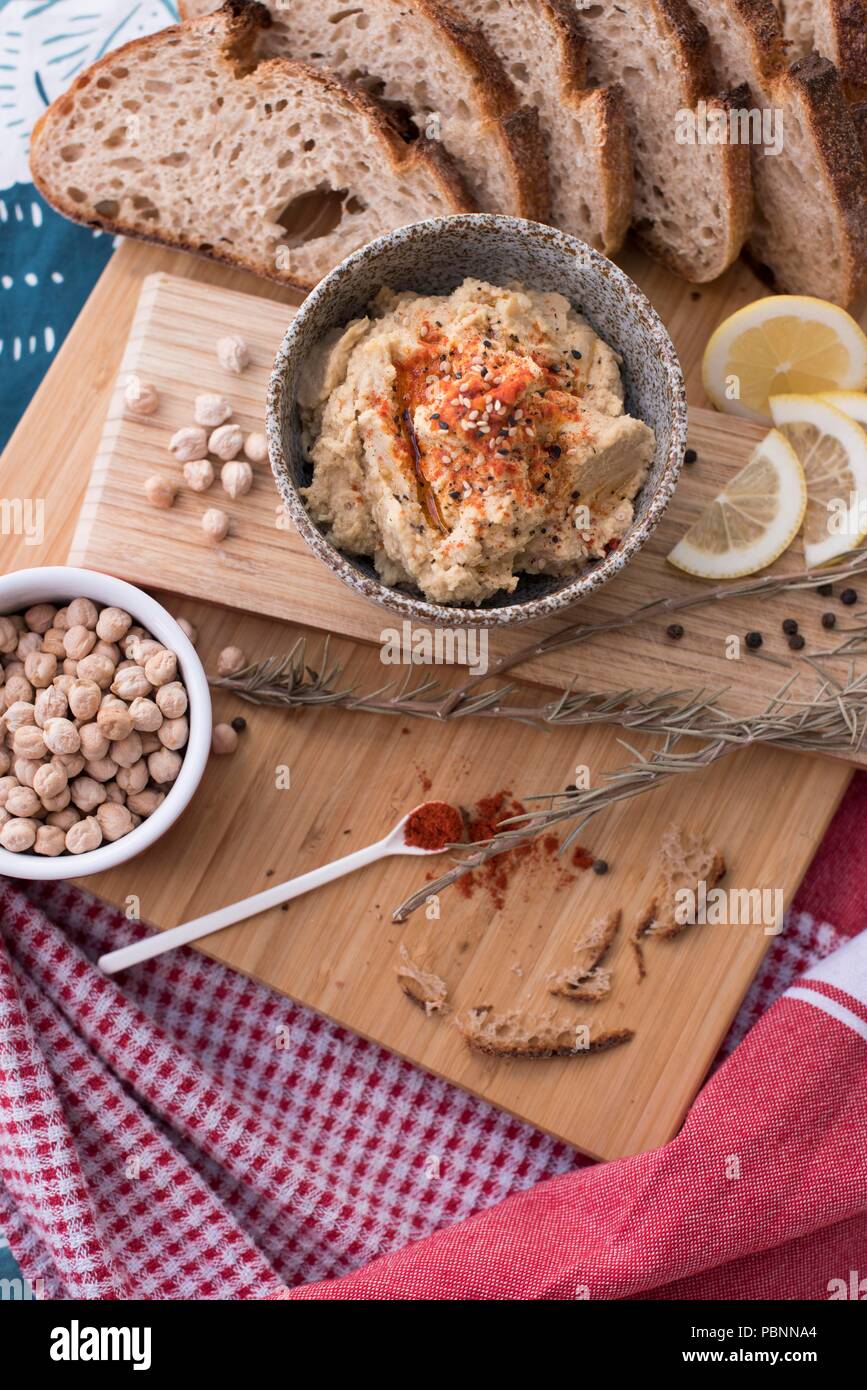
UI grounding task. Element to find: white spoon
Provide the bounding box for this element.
[97,806,449,975]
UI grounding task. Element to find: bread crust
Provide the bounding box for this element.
[29,9,472,292]
[457,1006,634,1058]
[821,0,867,102]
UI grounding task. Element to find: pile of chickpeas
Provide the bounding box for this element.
[0,598,189,856]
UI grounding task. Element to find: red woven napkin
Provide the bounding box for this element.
[1,773,865,1299]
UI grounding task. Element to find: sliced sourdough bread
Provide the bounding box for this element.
[812,1,867,102]
[571,0,752,282]
[180,0,549,221]
[696,0,867,304]
[454,0,633,253]
[29,3,471,290]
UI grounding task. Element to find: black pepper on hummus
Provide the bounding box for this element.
[299,279,655,605]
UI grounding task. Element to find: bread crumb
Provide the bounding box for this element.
[632,823,726,978]
[396,944,449,1017]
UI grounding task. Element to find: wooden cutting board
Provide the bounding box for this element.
[0,237,855,1159]
[70,272,867,745]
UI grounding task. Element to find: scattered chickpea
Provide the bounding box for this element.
[183,458,215,493]
[243,431,268,464]
[176,618,198,646]
[169,424,209,462]
[211,723,238,755]
[221,459,253,499]
[202,508,229,544]
[216,334,249,373]
[194,393,232,427]
[66,816,103,854]
[209,424,244,462]
[217,646,247,678]
[124,376,160,416]
[144,475,178,510]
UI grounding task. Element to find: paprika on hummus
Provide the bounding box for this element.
[299,279,655,605]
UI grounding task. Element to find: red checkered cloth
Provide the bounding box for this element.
[1,773,866,1300]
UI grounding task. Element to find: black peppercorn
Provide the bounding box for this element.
[231,716,247,733]
[841,588,858,605]
[745,631,763,650]
[821,612,837,629]
[666,623,684,639]
[782,618,798,635]
[817,583,833,597]
[788,634,806,651]
[592,859,609,876]
[684,448,697,464]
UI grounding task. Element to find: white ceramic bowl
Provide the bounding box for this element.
[0,567,212,881]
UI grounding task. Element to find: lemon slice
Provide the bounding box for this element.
[769,394,867,567]
[703,296,867,425]
[667,430,805,578]
[818,390,867,427]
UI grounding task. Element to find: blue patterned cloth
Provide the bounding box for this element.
[0,1,178,449]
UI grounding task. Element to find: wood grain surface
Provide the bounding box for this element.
[0,237,854,1158]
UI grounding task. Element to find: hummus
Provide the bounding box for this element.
[299,278,655,605]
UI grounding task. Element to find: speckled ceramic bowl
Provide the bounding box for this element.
[267,215,687,627]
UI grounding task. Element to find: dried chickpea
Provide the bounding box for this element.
[3,660,26,680]
[64,625,97,661]
[24,604,56,635]
[211,723,238,755]
[100,692,128,711]
[116,759,148,795]
[128,697,162,733]
[13,725,47,760]
[221,460,253,499]
[53,607,70,632]
[139,732,161,756]
[144,475,177,509]
[0,775,18,807]
[209,423,244,461]
[158,716,188,752]
[93,640,120,664]
[85,755,119,784]
[194,393,232,427]
[41,785,72,813]
[77,653,116,689]
[5,700,36,732]
[13,759,37,791]
[70,678,104,722]
[130,638,164,663]
[202,508,229,544]
[217,645,247,678]
[111,665,152,701]
[1,817,37,853]
[79,722,109,761]
[111,732,143,769]
[33,762,67,802]
[0,749,9,778]
[0,807,8,829]
[144,649,177,688]
[16,631,42,661]
[124,376,159,416]
[244,431,268,464]
[24,650,57,689]
[52,752,85,779]
[43,717,81,756]
[104,780,125,804]
[42,628,67,658]
[34,824,67,856]
[4,674,33,707]
[176,617,198,645]
[126,788,165,817]
[34,686,68,727]
[97,704,133,742]
[69,775,106,814]
[61,659,79,677]
[216,334,249,373]
[184,458,214,493]
[96,606,132,643]
[155,682,187,718]
[6,784,42,818]
[66,816,102,854]
[46,807,80,832]
[97,801,135,842]
[67,598,99,630]
[0,617,19,654]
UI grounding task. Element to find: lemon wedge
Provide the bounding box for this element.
[769,394,867,567]
[702,296,867,425]
[667,430,806,578]
[818,390,867,427]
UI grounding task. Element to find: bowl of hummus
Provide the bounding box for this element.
[268,216,687,626]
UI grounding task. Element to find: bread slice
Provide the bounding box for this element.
[29,3,471,291]
[812,1,867,102]
[696,0,867,304]
[457,1005,634,1058]
[572,0,752,281]
[547,909,620,1001]
[774,0,815,53]
[632,822,726,976]
[180,0,548,221]
[396,944,449,1015]
[452,0,632,253]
